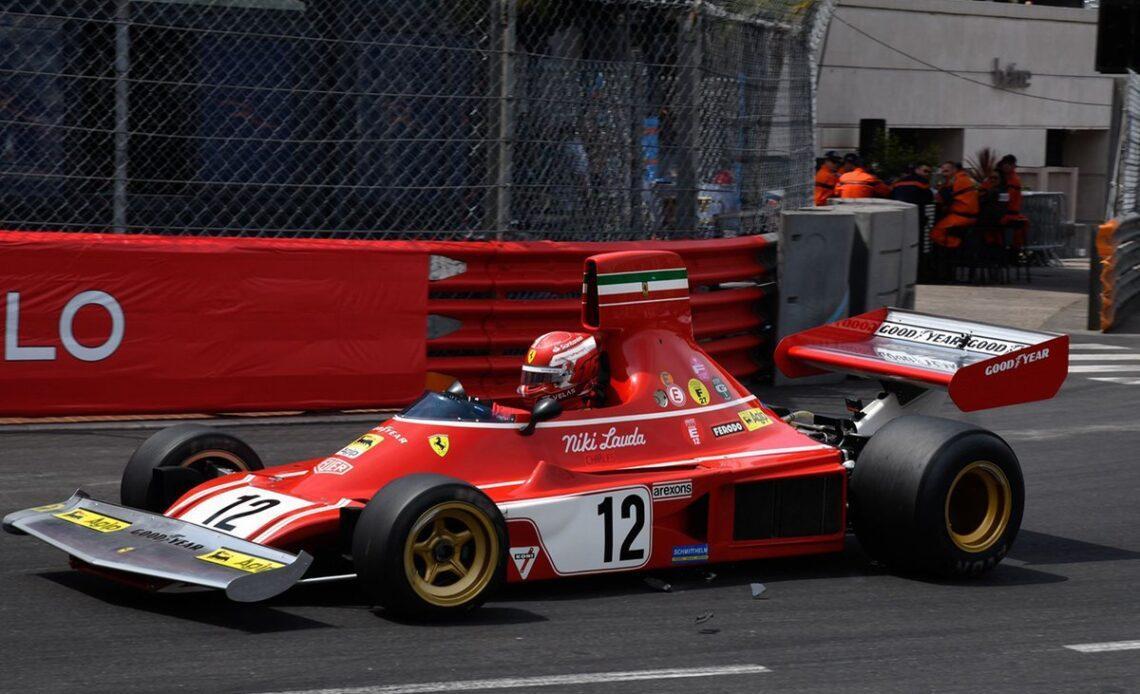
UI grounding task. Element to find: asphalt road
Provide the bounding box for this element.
[1,335,1138,694]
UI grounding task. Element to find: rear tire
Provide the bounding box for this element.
[352,474,506,620]
[120,424,262,512]
[850,415,1023,578]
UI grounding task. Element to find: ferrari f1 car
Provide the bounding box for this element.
[3,250,1068,619]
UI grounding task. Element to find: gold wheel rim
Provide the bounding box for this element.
[945,461,1012,553]
[180,450,248,473]
[403,501,498,608]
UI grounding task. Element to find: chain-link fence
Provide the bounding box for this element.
[0,0,827,240]
[1109,70,1140,218]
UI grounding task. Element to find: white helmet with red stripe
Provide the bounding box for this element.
[518,331,600,410]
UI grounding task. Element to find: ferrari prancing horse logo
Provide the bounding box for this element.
[429,434,450,458]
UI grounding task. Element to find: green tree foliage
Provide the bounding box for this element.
[865,133,942,181]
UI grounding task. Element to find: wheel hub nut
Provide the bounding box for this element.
[432,541,454,562]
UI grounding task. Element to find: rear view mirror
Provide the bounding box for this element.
[446,380,467,398]
[518,397,563,436]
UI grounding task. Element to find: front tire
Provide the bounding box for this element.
[850,415,1023,578]
[352,474,506,620]
[120,424,263,512]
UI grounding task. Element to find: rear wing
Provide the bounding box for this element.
[774,308,1068,412]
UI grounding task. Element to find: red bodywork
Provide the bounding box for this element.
[162,252,1068,584]
[164,251,845,582]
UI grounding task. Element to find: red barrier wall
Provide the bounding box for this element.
[423,236,775,398]
[0,233,428,416]
[0,232,774,416]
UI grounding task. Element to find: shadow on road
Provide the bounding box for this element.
[377,606,549,627]
[42,571,333,633]
[1010,529,1140,566]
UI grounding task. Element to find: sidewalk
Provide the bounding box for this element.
[914,259,1098,335]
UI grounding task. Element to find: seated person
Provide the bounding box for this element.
[493,331,603,420]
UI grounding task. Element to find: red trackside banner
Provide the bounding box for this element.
[0,232,428,416]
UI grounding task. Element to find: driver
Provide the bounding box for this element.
[517,331,603,410]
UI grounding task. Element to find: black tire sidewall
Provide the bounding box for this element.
[120,424,263,511]
[851,415,1024,577]
[352,474,507,619]
[914,433,1024,576]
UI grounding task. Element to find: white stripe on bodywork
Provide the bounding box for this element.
[251,498,352,544]
[597,279,689,296]
[496,444,835,510]
[600,297,690,308]
[393,394,757,430]
[166,474,254,517]
[477,479,528,490]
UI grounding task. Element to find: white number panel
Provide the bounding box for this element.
[500,486,652,574]
[177,487,313,538]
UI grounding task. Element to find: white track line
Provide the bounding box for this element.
[1090,377,1140,386]
[255,665,771,694]
[1064,640,1140,653]
[1068,353,1140,361]
[1068,365,1140,374]
[1069,343,1127,351]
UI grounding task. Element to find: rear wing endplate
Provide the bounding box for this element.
[774,308,1068,412]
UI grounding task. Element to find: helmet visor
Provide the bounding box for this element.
[521,364,566,387]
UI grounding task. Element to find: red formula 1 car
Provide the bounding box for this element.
[3,251,1068,619]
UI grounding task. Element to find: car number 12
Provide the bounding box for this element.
[178,486,313,538]
[597,494,645,563]
[500,486,652,574]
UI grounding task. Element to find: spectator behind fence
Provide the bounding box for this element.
[814,151,842,206]
[997,154,1029,250]
[836,154,890,199]
[931,161,979,249]
[890,163,934,235]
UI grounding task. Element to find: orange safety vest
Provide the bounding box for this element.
[837,168,889,199]
[945,170,980,219]
[814,166,839,206]
[999,171,1028,248]
[931,170,979,249]
[1003,171,1023,214]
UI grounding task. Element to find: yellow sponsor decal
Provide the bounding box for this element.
[54,508,131,533]
[338,433,382,459]
[32,503,66,513]
[429,433,450,458]
[687,378,710,406]
[526,348,537,364]
[196,548,285,574]
[737,407,773,431]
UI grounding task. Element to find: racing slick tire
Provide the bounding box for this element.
[353,474,507,620]
[849,415,1024,578]
[120,424,263,513]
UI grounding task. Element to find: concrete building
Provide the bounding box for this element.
[817,0,1113,221]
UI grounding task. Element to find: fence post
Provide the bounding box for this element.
[1087,225,1102,331]
[674,2,702,233]
[113,0,130,233]
[494,0,517,240]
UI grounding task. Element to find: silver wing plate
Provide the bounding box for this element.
[3,491,312,602]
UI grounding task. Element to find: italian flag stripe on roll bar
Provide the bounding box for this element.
[596,268,689,298]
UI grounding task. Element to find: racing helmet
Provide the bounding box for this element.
[518,331,600,409]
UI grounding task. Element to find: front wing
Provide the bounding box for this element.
[2,491,312,602]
